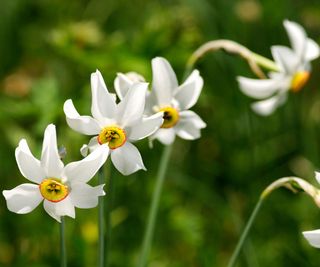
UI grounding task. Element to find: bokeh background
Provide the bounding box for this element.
[1,0,320,266]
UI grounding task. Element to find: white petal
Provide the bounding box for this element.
[283,20,307,59]
[80,144,89,157]
[251,93,287,116]
[174,110,206,140]
[70,183,105,208]
[124,72,146,83]
[237,76,281,99]
[144,90,158,115]
[303,229,320,248]
[271,45,300,73]
[305,39,320,61]
[64,144,109,183]
[3,184,42,214]
[64,99,102,135]
[114,73,133,100]
[80,136,99,157]
[43,197,75,222]
[151,128,176,145]
[151,57,178,106]
[315,172,320,184]
[111,142,146,175]
[128,112,164,140]
[173,70,203,110]
[40,124,64,178]
[15,139,46,184]
[91,70,117,120]
[116,83,148,127]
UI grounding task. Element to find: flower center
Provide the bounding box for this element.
[159,107,180,128]
[98,126,127,149]
[291,71,310,93]
[39,178,69,203]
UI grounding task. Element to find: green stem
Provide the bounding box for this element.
[137,144,173,267]
[250,52,279,72]
[186,39,280,79]
[105,165,114,267]
[60,217,67,267]
[226,176,320,267]
[227,198,264,267]
[98,167,105,267]
[182,65,194,81]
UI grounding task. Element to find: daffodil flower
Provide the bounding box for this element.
[237,20,320,116]
[115,57,206,146]
[302,172,320,248]
[64,70,163,175]
[2,124,108,222]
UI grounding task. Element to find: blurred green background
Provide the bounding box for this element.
[1,0,320,266]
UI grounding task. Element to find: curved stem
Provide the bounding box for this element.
[226,176,320,267]
[98,167,105,267]
[137,144,173,267]
[60,216,67,267]
[186,39,280,79]
[227,198,264,267]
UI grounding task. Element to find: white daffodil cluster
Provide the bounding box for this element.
[3,57,206,221]
[4,18,320,258]
[238,20,320,116]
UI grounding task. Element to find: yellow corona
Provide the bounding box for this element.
[291,71,310,93]
[159,107,180,128]
[39,178,69,203]
[98,126,127,149]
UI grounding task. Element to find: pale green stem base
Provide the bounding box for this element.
[60,216,67,267]
[227,198,264,267]
[137,144,173,267]
[98,167,105,267]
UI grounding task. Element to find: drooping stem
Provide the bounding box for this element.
[227,198,264,267]
[98,167,105,267]
[186,39,280,79]
[60,216,67,267]
[227,176,320,267]
[137,144,173,267]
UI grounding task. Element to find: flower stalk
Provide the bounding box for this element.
[60,216,67,267]
[98,167,105,267]
[186,39,280,79]
[105,164,114,267]
[227,198,263,267]
[227,176,320,267]
[137,144,173,267]
[260,177,320,205]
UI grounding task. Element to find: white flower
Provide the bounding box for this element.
[2,124,108,222]
[114,72,145,100]
[302,171,320,248]
[118,57,206,146]
[237,20,320,116]
[64,70,163,175]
